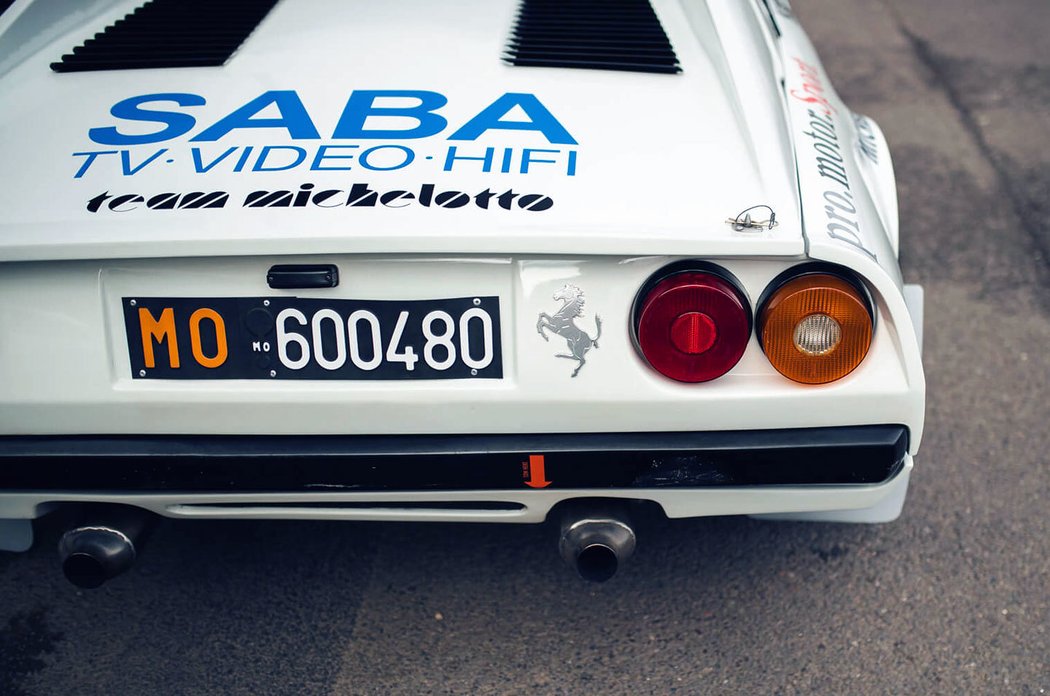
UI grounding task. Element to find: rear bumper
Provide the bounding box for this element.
[0,426,912,524]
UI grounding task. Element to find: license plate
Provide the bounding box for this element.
[123,296,502,380]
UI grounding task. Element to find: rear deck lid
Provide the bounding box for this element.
[0,0,803,261]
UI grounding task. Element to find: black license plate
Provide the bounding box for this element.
[123,296,502,380]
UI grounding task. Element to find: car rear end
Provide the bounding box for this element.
[0,0,924,583]
[0,252,923,518]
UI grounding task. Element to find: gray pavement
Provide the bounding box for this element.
[2,0,1049,693]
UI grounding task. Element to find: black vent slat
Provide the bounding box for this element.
[509,51,678,65]
[516,14,667,23]
[505,0,680,74]
[75,41,245,51]
[75,39,243,49]
[509,43,675,52]
[59,55,236,65]
[111,18,270,29]
[515,12,666,20]
[513,27,672,37]
[510,58,681,74]
[508,41,679,54]
[517,13,662,21]
[52,58,234,73]
[509,44,679,56]
[80,40,248,49]
[94,30,262,39]
[513,20,672,31]
[518,11,659,19]
[508,36,674,47]
[510,48,680,61]
[513,30,670,40]
[71,49,239,60]
[51,0,279,73]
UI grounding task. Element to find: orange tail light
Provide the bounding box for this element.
[758,272,873,384]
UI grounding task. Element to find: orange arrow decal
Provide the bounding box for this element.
[523,454,551,488]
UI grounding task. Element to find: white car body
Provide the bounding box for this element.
[0,0,924,554]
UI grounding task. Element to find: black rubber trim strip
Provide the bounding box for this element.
[0,426,907,493]
[757,0,784,37]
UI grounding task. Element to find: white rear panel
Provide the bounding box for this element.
[0,254,924,448]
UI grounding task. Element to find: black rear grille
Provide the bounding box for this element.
[504,0,681,74]
[50,0,279,73]
[0,426,908,492]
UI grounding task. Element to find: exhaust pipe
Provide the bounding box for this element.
[57,506,155,589]
[559,502,636,582]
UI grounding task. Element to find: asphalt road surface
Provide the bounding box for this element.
[2,1,1048,693]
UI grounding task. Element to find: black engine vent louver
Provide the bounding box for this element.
[504,0,681,75]
[50,0,279,73]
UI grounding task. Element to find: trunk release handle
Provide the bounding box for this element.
[266,264,339,289]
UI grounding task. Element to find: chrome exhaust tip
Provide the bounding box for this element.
[559,503,636,583]
[57,506,154,589]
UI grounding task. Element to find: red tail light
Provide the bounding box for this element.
[634,266,752,383]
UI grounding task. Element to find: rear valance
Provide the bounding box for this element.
[0,426,909,492]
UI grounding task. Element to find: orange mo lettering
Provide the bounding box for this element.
[139,307,179,369]
[189,308,228,368]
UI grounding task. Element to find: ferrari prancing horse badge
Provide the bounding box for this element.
[536,284,601,378]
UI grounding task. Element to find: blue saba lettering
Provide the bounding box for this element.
[73,91,580,179]
[86,91,577,146]
[86,183,555,212]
